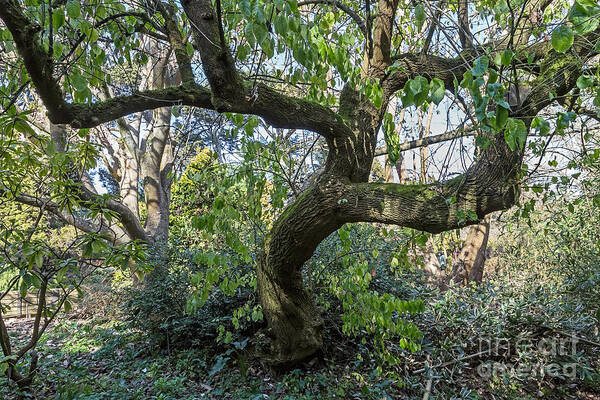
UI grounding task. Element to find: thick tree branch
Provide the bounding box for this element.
[181,0,351,139]
[155,0,195,83]
[384,20,600,105]
[338,175,515,233]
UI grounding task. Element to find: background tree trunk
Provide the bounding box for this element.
[453,215,491,284]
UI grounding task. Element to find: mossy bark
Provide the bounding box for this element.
[257,183,343,365]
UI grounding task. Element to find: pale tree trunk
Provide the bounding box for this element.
[120,157,140,221]
[452,215,491,284]
[140,42,175,248]
[417,103,444,281]
[395,154,407,183]
[384,155,395,182]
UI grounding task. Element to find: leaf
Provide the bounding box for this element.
[531,116,550,136]
[66,0,80,18]
[239,0,251,17]
[504,118,527,151]
[551,25,574,53]
[495,105,509,130]
[64,299,72,313]
[52,9,65,30]
[251,21,269,46]
[20,276,29,299]
[576,75,594,89]
[429,78,445,105]
[467,210,478,221]
[260,37,274,59]
[71,72,87,92]
[472,56,489,77]
[35,251,43,269]
[209,356,229,377]
[500,49,513,66]
[568,0,600,34]
[414,4,426,32]
[13,119,35,136]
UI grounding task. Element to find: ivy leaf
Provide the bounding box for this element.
[551,25,574,53]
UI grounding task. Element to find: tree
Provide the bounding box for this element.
[1,0,599,365]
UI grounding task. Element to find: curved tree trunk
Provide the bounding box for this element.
[257,181,345,364]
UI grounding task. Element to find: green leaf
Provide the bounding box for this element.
[373,89,382,109]
[251,21,269,46]
[414,4,426,32]
[551,25,574,53]
[576,75,594,89]
[35,251,43,269]
[273,13,288,34]
[500,49,513,66]
[504,118,527,151]
[66,0,80,18]
[429,78,445,105]
[472,56,489,77]
[531,116,550,136]
[20,276,29,299]
[71,72,87,92]
[64,299,72,313]
[52,9,65,30]
[568,0,600,34]
[467,210,478,221]
[13,119,35,136]
[495,105,509,130]
[239,0,251,17]
[260,37,274,59]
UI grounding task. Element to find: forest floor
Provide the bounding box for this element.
[3,310,600,400]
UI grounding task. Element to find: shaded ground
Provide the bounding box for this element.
[2,313,599,400]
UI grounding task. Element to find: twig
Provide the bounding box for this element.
[413,349,490,374]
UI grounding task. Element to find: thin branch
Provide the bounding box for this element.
[298,0,367,36]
